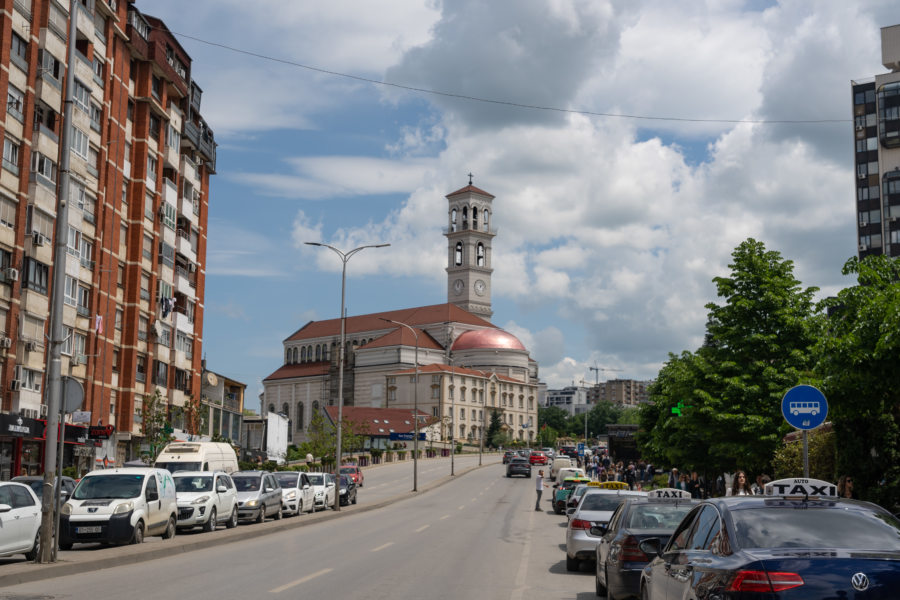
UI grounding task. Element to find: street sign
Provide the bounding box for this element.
[781,385,828,430]
[577,442,585,457]
[389,432,426,441]
[88,425,116,440]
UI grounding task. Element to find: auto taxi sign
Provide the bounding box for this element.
[781,385,828,430]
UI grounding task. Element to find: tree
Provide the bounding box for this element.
[586,401,623,436]
[304,408,336,466]
[486,409,503,445]
[141,389,174,462]
[815,255,900,509]
[538,406,569,433]
[771,428,836,480]
[182,395,208,439]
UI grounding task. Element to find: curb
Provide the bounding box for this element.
[0,460,492,588]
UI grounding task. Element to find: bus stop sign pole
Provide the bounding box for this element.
[781,385,828,478]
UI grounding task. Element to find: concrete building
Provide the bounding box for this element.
[263,182,541,445]
[199,364,246,444]
[589,379,653,406]
[543,385,591,416]
[0,1,215,476]
[852,24,900,258]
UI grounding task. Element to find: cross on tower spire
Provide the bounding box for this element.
[468,172,473,186]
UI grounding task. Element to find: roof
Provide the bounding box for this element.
[452,328,526,351]
[362,327,445,351]
[386,362,528,385]
[446,184,495,199]
[285,303,494,343]
[263,362,330,382]
[323,406,438,436]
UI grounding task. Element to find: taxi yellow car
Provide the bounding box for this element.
[553,476,592,514]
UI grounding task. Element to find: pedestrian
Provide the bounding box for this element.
[625,464,636,490]
[637,460,646,482]
[837,475,856,499]
[535,469,548,510]
[668,468,679,488]
[677,472,690,491]
[687,471,705,498]
[750,474,765,495]
[728,470,753,496]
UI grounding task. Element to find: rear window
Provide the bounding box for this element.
[626,504,694,529]
[156,461,201,473]
[580,494,628,511]
[731,504,900,550]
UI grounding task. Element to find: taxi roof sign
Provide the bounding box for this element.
[587,481,630,490]
[647,487,691,501]
[764,478,837,499]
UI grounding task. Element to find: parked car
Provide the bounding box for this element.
[0,481,42,560]
[339,465,364,487]
[553,476,592,514]
[59,467,178,548]
[529,451,548,465]
[506,457,532,478]
[274,471,315,516]
[173,471,239,532]
[338,475,358,506]
[12,475,77,503]
[232,471,282,523]
[564,488,644,571]
[502,450,518,464]
[307,472,336,510]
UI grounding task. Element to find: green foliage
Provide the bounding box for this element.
[141,389,174,462]
[538,406,569,432]
[814,255,900,510]
[486,409,503,443]
[771,429,836,480]
[304,408,336,464]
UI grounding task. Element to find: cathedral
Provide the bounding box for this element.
[262,183,541,446]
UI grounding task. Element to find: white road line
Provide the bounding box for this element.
[509,512,534,600]
[416,524,430,533]
[458,505,465,510]
[371,542,394,552]
[269,568,333,594]
[440,514,450,520]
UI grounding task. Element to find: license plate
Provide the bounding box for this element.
[76,526,102,534]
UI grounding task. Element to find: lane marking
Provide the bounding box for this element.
[509,512,535,600]
[269,568,333,593]
[458,505,465,510]
[416,524,430,533]
[371,542,394,552]
[440,514,450,520]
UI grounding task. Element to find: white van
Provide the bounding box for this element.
[155,442,239,474]
[59,467,177,549]
[550,456,573,481]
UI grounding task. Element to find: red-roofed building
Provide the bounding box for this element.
[263,182,540,446]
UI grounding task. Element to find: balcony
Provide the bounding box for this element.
[175,266,195,296]
[163,177,178,204]
[176,229,196,263]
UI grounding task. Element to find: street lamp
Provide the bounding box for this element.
[380,317,419,492]
[306,241,389,511]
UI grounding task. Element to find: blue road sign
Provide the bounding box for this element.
[389,432,426,441]
[577,442,585,457]
[781,385,828,430]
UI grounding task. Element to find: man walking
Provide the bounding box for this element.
[535,469,548,511]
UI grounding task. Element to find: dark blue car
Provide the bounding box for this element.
[639,478,900,599]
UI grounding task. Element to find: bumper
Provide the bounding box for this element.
[282,499,300,514]
[567,530,601,561]
[507,468,531,477]
[607,565,643,599]
[176,505,209,528]
[60,512,135,546]
[237,505,263,520]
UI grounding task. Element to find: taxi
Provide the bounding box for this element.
[594,488,697,599]
[553,476,592,514]
[565,487,644,571]
[639,478,900,599]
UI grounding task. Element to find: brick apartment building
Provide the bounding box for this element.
[0,0,215,477]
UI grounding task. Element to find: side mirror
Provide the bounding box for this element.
[566,507,576,516]
[216,485,227,493]
[264,487,274,493]
[639,538,663,558]
[302,484,310,490]
[0,504,11,513]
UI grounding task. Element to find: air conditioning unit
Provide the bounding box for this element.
[9,380,21,392]
[71,354,84,366]
[859,244,868,251]
[31,231,47,246]
[860,219,868,227]
[40,403,48,416]
[24,341,38,352]
[188,263,197,273]
[0,337,11,349]
[856,125,865,132]
[2,268,18,282]
[858,172,867,179]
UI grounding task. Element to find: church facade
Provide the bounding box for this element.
[262,183,541,446]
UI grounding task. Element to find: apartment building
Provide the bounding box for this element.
[592,378,652,407]
[0,0,215,477]
[852,24,900,257]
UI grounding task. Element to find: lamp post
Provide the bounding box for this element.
[380,317,419,492]
[306,241,389,511]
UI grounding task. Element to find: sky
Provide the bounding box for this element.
[137,0,896,405]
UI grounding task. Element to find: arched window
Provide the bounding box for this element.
[476,243,485,267]
[268,404,275,414]
[312,400,319,411]
[472,207,478,231]
[483,209,490,232]
[451,208,457,232]
[301,347,306,362]
[285,349,290,364]
[322,345,329,361]
[296,402,305,430]
[462,206,468,230]
[282,403,289,416]
[455,242,463,266]
[292,348,298,363]
[315,345,321,361]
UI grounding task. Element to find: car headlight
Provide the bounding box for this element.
[191,496,210,505]
[113,501,134,514]
[244,499,259,507]
[61,502,73,515]
[340,489,347,495]
[285,491,296,500]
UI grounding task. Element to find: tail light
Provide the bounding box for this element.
[728,570,804,593]
[570,518,591,530]
[619,535,648,561]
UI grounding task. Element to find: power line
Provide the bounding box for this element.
[166,28,850,125]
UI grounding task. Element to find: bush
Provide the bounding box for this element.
[771,429,836,481]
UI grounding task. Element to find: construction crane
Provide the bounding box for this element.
[588,365,623,387]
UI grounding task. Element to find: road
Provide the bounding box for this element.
[2,455,599,600]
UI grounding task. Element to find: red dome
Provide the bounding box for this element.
[452,329,526,351]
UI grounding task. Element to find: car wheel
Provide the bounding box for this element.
[256,505,265,524]
[274,505,283,520]
[203,507,217,533]
[131,520,145,545]
[24,531,40,561]
[162,516,176,539]
[566,554,579,572]
[226,506,238,529]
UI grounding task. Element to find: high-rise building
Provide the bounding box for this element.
[852,24,900,257]
[0,1,215,478]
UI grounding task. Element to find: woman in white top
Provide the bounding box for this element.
[729,470,754,496]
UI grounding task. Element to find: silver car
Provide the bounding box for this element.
[232,471,282,523]
[565,489,643,571]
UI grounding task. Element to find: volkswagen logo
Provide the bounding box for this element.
[851,572,869,591]
[88,507,98,513]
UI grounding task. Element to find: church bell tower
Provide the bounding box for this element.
[445,176,495,319]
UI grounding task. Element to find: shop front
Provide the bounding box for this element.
[0,413,45,478]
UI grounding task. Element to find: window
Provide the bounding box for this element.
[7,86,24,121]
[149,114,160,141]
[115,308,123,330]
[117,263,125,288]
[151,76,162,100]
[136,355,147,382]
[158,242,174,268]
[140,272,151,301]
[67,226,82,257]
[74,331,86,359]
[687,505,722,551]
[120,223,128,249]
[476,243,485,267]
[71,127,89,159]
[166,124,180,151]
[153,360,168,386]
[64,276,78,306]
[33,103,58,137]
[28,207,53,238]
[77,284,90,316]
[146,155,157,184]
[138,315,148,340]
[90,103,102,132]
[92,57,104,86]
[455,242,463,266]
[74,79,91,113]
[23,258,49,294]
[112,349,120,372]
[83,191,96,224]
[143,234,153,260]
[62,326,74,355]
[31,152,58,186]
[176,330,193,357]
[39,50,62,84]
[2,138,20,174]
[158,323,172,346]
[22,368,42,392]
[10,32,28,70]
[0,196,15,229]
[161,203,176,230]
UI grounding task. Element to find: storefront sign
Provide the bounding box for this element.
[0,414,42,437]
[88,425,116,440]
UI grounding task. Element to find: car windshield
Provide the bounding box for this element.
[580,494,627,511]
[174,476,213,493]
[232,476,261,492]
[307,474,324,486]
[730,505,900,550]
[156,461,201,474]
[73,475,144,499]
[626,504,694,529]
[274,473,299,487]
[340,467,356,474]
